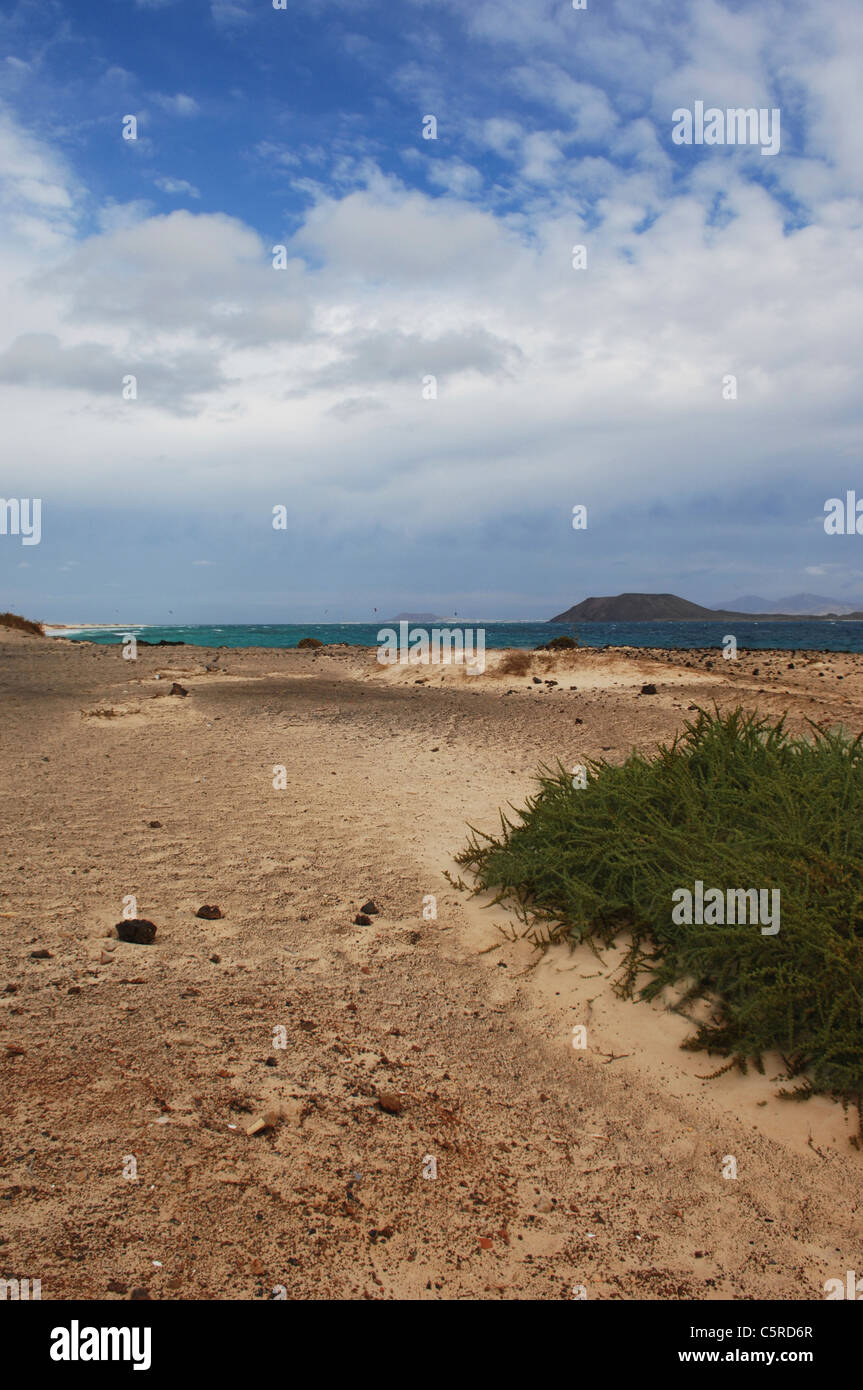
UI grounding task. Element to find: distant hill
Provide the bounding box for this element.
[717,592,863,616]
[548,593,830,623]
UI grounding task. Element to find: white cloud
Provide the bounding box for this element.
[0,103,82,248]
[510,66,619,143]
[152,92,200,117]
[210,0,253,26]
[97,200,154,233]
[426,159,483,197]
[154,176,201,197]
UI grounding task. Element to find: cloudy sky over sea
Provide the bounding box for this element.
[1,0,862,622]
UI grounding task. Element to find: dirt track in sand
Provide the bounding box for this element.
[2,629,863,1300]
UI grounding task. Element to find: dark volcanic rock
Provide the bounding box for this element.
[196,904,223,920]
[116,919,157,944]
[360,900,380,915]
[640,683,658,695]
[169,683,188,697]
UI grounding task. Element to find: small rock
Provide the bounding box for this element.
[148,821,162,829]
[354,913,372,926]
[129,1288,150,1300]
[116,919,157,944]
[169,683,188,697]
[107,1279,128,1294]
[245,1106,282,1136]
[377,1091,403,1115]
[532,676,542,685]
[640,683,657,695]
[478,1237,494,1250]
[210,954,221,963]
[196,905,223,920]
[29,949,52,959]
[360,900,380,915]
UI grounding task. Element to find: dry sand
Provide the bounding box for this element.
[2,627,863,1300]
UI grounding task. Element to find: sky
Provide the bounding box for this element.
[0,0,862,623]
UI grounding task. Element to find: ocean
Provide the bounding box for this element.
[47,619,863,653]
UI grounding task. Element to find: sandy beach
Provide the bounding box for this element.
[3,626,863,1301]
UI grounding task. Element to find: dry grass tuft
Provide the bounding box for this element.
[0,611,45,636]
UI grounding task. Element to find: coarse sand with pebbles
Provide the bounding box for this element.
[2,626,863,1300]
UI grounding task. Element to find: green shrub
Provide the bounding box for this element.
[457,708,863,1103]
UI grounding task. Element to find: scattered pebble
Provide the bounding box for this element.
[245,1106,283,1136]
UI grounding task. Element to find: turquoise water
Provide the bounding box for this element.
[52,619,863,653]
